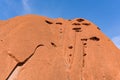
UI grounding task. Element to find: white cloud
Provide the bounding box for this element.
[22,0,31,13]
[112,36,120,49]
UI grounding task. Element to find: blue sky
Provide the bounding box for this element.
[0,0,120,48]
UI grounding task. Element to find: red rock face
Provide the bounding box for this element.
[0,15,120,80]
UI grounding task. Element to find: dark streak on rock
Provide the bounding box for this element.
[97,27,101,30]
[81,38,88,41]
[89,36,100,41]
[45,20,53,24]
[72,23,81,25]
[56,22,62,25]
[76,18,85,22]
[82,23,91,26]
[72,27,81,32]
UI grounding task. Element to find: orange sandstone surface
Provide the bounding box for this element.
[0,15,120,80]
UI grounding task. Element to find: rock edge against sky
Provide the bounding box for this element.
[0,15,120,80]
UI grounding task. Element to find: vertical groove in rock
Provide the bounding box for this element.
[6,44,44,80]
[70,32,76,68]
[63,24,78,80]
[81,40,87,80]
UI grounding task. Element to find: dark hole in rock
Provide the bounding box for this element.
[45,20,53,24]
[72,23,81,25]
[69,54,72,56]
[83,53,87,56]
[82,23,90,26]
[56,22,62,25]
[89,36,100,41]
[97,27,101,30]
[60,31,62,33]
[51,42,57,47]
[68,46,73,49]
[83,43,87,45]
[72,27,81,32]
[76,18,85,22]
[81,38,88,41]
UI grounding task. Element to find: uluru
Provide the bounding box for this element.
[0,15,120,80]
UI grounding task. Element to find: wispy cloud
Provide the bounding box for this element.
[112,36,120,49]
[22,0,31,13]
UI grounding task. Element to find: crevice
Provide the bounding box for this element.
[72,27,82,32]
[45,20,53,24]
[97,27,101,30]
[50,42,57,47]
[83,43,87,45]
[68,46,73,49]
[56,22,62,25]
[82,23,90,26]
[72,23,81,25]
[8,53,19,62]
[83,53,87,56]
[76,18,85,22]
[89,36,100,41]
[82,59,85,67]
[81,38,88,41]
[6,44,44,80]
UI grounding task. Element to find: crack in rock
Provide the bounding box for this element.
[8,53,19,62]
[6,44,44,80]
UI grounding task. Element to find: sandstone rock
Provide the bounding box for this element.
[0,15,120,80]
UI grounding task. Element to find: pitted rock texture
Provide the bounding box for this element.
[0,15,120,80]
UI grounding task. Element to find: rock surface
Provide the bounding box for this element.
[0,15,120,80]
